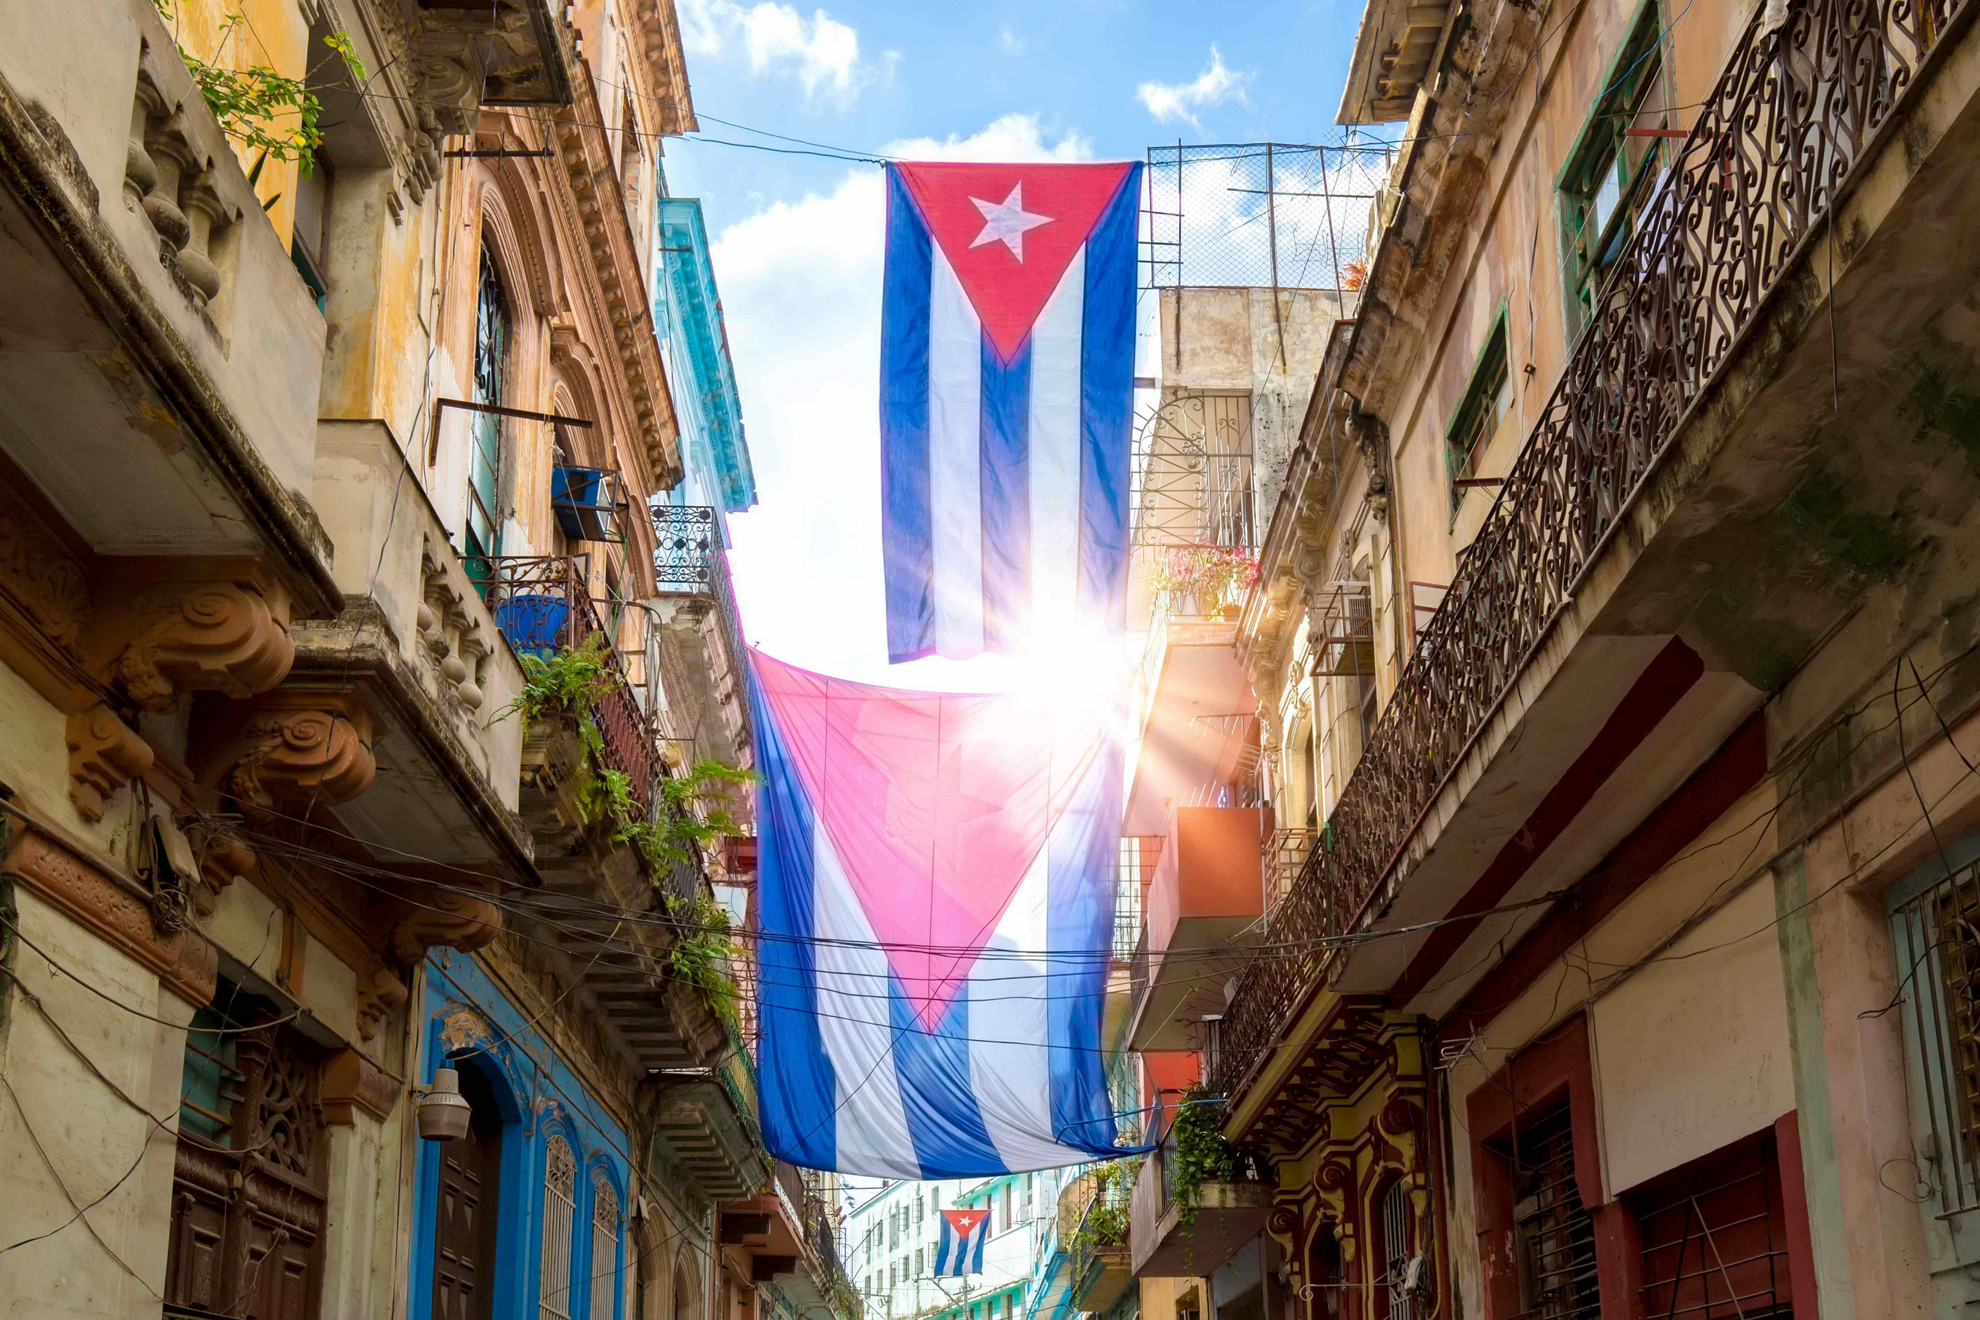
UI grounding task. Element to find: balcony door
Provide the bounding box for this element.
[467,244,510,571]
[432,1063,504,1320]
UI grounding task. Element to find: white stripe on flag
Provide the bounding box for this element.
[811,816,920,1177]
[928,245,984,657]
[1027,249,1084,642]
[966,843,1091,1171]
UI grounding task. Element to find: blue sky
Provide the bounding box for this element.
[658,0,1367,688]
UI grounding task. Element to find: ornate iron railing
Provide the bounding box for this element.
[652,503,748,672]
[1212,0,1969,1097]
[471,554,659,809]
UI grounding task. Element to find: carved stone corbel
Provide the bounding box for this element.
[65,703,154,821]
[355,966,409,1041]
[1344,395,1390,523]
[180,821,257,917]
[321,1047,398,1124]
[391,887,502,965]
[101,577,295,712]
[197,689,379,810]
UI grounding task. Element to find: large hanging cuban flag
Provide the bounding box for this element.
[880,160,1144,664]
[935,1208,991,1276]
[748,649,1127,1177]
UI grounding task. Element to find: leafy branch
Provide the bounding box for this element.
[1168,1088,1243,1231]
[153,0,364,166]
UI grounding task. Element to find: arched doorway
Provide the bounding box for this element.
[432,1061,504,1320]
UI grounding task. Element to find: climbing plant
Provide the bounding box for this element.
[1168,1087,1243,1231]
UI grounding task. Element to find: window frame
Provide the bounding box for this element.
[1555,0,1673,340]
[1444,308,1512,518]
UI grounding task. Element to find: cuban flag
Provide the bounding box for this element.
[935,1208,991,1276]
[748,650,1127,1177]
[880,161,1144,663]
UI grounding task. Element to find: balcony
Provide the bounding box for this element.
[475,553,657,809]
[0,0,337,604]
[1066,1168,1134,1311]
[1216,0,1980,1103]
[650,504,751,768]
[1129,1124,1271,1279]
[1127,805,1272,1052]
[721,1162,859,1320]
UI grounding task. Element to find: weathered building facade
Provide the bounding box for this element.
[1124,0,1980,1318]
[0,2,854,1319]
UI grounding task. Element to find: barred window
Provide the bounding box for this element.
[1891,851,1980,1215]
[1493,1104,1599,1320]
[541,1136,578,1320]
[592,1174,621,1320]
[1626,1131,1794,1320]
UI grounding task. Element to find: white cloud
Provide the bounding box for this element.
[711,117,1088,686]
[996,24,1025,56]
[1136,45,1252,127]
[680,0,872,102]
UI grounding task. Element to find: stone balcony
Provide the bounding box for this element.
[0,0,337,609]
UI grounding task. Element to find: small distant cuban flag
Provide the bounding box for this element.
[748,650,1129,1177]
[880,160,1144,663]
[935,1208,992,1276]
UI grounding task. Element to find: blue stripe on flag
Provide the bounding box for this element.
[978,332,1031,652]
[892,985,1007,1178]
[881,168,936,663]
[749,676,839,1170]
[1047,739,1125,1152]
[1076,165,1141,631]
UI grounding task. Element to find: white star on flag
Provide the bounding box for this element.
[968,183,1052,261]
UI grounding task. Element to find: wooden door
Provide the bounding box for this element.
[433,1068,503,1320]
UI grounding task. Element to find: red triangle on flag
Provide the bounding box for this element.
[752,653,1104,1030]
[944,1209,986,1238]
[896,162,1134,362]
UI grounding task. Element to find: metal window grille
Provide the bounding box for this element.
[592,1175,620,1320]
[1141,142,1394,292]
[1380,1180,1417,1320]
[1632,1135,1791,1320]
[541,1136,578,1320]
[1134,391,1255,553]
[1891,855,1980,1215]
[1504,1105,1600,1320]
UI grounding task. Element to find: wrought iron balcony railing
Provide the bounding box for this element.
[652,503,747,672]
[471,554,658,809]
[1212,0,1970,1098]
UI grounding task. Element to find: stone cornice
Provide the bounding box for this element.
[547,57,683,496]
[626,0,698,134]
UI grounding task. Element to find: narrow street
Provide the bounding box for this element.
[2,0,1980,1317]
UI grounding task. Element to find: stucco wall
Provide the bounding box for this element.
[1591,880,1796,1194]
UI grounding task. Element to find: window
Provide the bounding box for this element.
[165,992,328,1316]
[467,243,511,566]
[890,1214,899,1249]
[915,1195,925,1224]
[592,1174,622,1320]
[291,148,331,309]
[1445,314,1511,513]
[1378,1180,1421,1320]
[1000,1182,1013,1231]
[542,1136,579,1320]
[1890,847,1980,1232]
[1626,1130,1796,1320]
[1559,2,1669,333]
[1022,1174,1034,1222]
[1494,1104,1599,1320]
[914,1248,923,1275]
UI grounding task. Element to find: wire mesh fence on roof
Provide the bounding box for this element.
[1142,140,1397,291]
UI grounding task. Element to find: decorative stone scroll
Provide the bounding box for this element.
[203,689,379,810]
[391,888,503,965]
[66,704,154,822]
